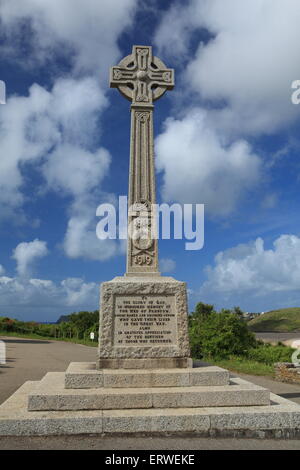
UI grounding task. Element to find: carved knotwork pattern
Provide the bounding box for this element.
[129,201,156,266]
[136,48,148,56]
[136,93,149,103]
[113,70,122,80]
[110,45,174,105]
[136,112,150,123]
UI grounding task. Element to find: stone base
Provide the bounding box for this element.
[1,362,300,437]
[28,373,270,411]
[98,357,192,370]
[1,380,300,437]
[65,362,230,389]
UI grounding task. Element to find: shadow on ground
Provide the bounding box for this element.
[280,392,300,399]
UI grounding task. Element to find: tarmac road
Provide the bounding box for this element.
[0,336,300,450]
[0,336,96,404]
[255,332,300,346]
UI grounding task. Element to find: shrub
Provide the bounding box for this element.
[247,344,295,365]
[189,310,257,359]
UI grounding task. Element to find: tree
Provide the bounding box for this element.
[66,311,99,339]
[194,302,215,318]
[232,306,244,317]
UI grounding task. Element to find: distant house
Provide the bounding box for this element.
[243,312,261,321]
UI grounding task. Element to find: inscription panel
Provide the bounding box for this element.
[113,295,177,347]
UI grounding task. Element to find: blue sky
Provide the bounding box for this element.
[0,0,300,321]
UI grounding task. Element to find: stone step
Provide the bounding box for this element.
[28,373,270,411]
[65,362,230,389]
[1,380,300,437]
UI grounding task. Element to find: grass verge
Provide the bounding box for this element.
[202,355,274,376]
[0,330,98,347]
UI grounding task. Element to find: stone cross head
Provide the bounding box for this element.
[110,45,174,106]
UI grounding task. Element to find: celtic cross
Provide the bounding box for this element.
[110,45,174,106]
[110,45,175,276]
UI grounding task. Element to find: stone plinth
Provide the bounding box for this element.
[27,373,270,411]
[98,276,191,369]
[65,362,230,389]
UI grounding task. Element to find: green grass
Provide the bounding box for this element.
[0,330,98,347]
[248,307,300,332]
[202,356,274,376]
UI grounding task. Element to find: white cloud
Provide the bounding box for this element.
[42,143,117,260]
[0,78,108,220]
[12,239,48,277]
[60,277,98,307]
[154,1,298,215]
[42,144,111,198]
[200,234,300,298]
[155,0,300,136]
[44,77,108,147]
[160,258,176,273]
[0,0,138,77]
[155,110,261,216]
[64,209,119,261]
[154,1,300,215]
[0,275,98,321]
[0,77,119,261]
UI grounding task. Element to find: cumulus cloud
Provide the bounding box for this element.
[42,142,118,261]
[156,110,261,215]
[0,76,118,260]
[42,144,111,198]
[64,207,119,261]
[0,0,138,77]
[0,77,108,219]
[12,239,48,277]
[154,1,300,214]
[155,0,300,135]
[0,276,98,321]
[200,234,300,300]
[160,258,176,273]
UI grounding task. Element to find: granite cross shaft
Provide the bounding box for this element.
[110,45,174,276]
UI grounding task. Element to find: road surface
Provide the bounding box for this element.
[0,336,96,404]
[255,332,300,346]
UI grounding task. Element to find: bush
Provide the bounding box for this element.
[189,310,257,359]
[247,343,295,365]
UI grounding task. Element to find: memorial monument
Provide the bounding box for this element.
[99,45,191,370]
[0,46,299,438]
